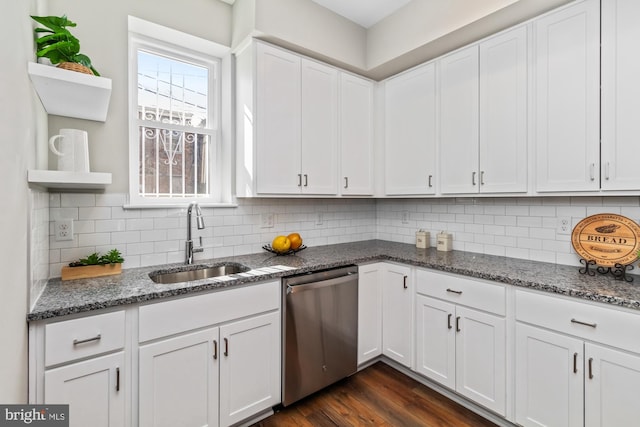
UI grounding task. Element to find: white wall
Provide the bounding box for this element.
[45,0,233,192]
[0,0,47,403]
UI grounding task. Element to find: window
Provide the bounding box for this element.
[128,17,232,206]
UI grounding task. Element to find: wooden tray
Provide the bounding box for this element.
[571,213,640,266]
[61,263,122,281]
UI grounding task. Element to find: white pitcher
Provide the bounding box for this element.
[49,129,90,173]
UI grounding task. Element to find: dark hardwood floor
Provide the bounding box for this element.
[252,362,498,427]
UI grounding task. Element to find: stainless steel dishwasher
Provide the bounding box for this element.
[282,265,358,406]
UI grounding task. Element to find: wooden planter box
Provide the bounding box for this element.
[61,263,122,281]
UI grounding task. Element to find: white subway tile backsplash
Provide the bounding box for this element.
[79,207,111,220]
[42,194,640,279]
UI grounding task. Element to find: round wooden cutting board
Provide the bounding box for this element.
[571,213,640,267]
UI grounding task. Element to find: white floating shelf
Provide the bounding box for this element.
[28,62,112,122]
[28,170,112,190]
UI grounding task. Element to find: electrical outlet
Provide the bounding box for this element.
[260,213,274,228]
[316,212,324,226]
[557,216,572,235]
[55,219,74,241]
[401,211,410,224]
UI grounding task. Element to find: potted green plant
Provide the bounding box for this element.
[31,14,100,76]
[62,249,124,281]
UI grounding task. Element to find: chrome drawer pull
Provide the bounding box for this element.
[446,288,462,295]
[73,334,101,345]
[570,318,597,328]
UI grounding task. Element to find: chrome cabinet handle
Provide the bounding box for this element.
[456,316,461,332]
[304,174,308,187]
[297,174,302,187]
[116,367,120,392]
[447,313,452,329]
[213,340,218,360]
[573,352,578,374]
[224,338,229,357]
[472,171,476,186]
[571,318,597,328]
[446,288,462,295]
[588,357,594,379]
[605,162,610,180]
[344,177,348,189]
[590,163,595,181]
[403,275,408,289]
[428,175,433,188]
[73,334,101,345]
[480,171,485,185]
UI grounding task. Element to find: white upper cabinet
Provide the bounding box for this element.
[534,0,600,192]
[439,45,479,194]
[254,43,302,194]
[601,0,640,191]
[439,25,527,195]
[300,59,339,194]
[384,62,437,195]
[238,41,376,197]
[479,26,528,193]
[340,73,374,195]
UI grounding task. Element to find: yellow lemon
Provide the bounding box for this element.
[272,235,291,253]
[287,233,303,250]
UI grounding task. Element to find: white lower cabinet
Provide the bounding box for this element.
[415,270,506,416]
[381,264,413,368]
[44,352,126,427]
[218,312,281,427]
[139,311,280,427]
[357,263,383,365]
[515,289,640,427]
[139,329,219,427]
[138,282,281,427]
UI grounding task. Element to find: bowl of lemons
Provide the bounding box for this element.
[263,233,306,255]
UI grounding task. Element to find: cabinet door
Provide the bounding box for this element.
[256,43,301,194]
[384,62,436,195]
[584,343,640,427]
[479,26,528,193]
[515,323,584,427]
[381,264,413,368]
[219,311,280,427]
[455,306,506,416]
[139,328,218,427]
[357,263,383,364]
[439,45,479,194]
[340,73,374,195]
[301,59,338,195]
[534,0,600,192]
[601,0,640,191]
[44,352,126,427]
[415,295,456,389]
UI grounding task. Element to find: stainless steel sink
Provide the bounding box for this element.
[149,263,250,284]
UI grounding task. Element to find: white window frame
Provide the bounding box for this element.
[127,16,234,207]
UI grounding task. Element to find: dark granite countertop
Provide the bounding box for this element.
[28,240,640,321]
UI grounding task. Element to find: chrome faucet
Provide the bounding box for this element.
[185,202,205,264]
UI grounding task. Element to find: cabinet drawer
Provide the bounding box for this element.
[416,269,506,316]
[516,290,640,353]
[139,280,280,342]
[45,310,126,367]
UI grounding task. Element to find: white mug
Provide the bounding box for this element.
[49,129,90,173]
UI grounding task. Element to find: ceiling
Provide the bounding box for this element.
[310,0,412,28]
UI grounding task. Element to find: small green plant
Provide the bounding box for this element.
[31,14,100,76]
[69,249,124,267]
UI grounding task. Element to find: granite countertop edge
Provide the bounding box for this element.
[28,240,640,321]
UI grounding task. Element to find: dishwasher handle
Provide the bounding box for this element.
[286,274,357,295]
